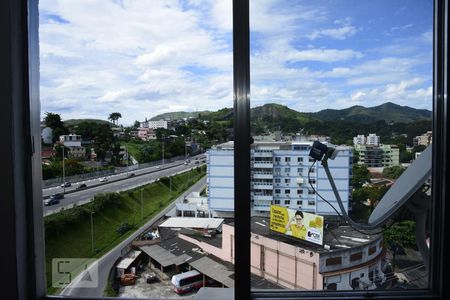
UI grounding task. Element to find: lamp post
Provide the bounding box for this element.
[140,189,143,221]
[90,212,95,252]
[162,135,165,166]
[62,144,66,194]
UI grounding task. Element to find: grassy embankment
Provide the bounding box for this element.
[45,166,206,294]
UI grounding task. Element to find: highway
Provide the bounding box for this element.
[59,177,207,298]
[43,154,206,216]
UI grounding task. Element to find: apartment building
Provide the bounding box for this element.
[207,141,352,217]
[355,144,399,167]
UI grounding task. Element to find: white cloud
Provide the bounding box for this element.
[308,25,358,40]
[286,48,363,63]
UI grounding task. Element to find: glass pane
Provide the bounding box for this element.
[39,1,234,298]
[250,0,432,291]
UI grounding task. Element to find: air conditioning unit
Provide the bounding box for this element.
[296,178,304,185]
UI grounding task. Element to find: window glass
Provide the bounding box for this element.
[39,0,234,297]
[250,0,432,292]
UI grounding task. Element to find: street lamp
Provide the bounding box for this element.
[62,144,66,194]
[161,135,165,166]
[140,189,143,221]
[90,212,95,252]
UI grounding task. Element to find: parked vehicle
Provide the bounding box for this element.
[60,182,71,187]
[76,183,87,190]
[145,272,158,283]
[99,177,108,182]
[171,270,204,294]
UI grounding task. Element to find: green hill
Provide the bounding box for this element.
[313,102,431,123]
[64,119,112,127]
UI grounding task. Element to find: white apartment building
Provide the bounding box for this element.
[140,119,168,129]
[207,141,353,217]
[353,135,365,146]
[353,134,380,146]
[366,134,380,146]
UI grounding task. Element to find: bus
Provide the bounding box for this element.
[171,270,204,294]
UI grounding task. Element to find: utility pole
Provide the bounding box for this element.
[90,212,95,252]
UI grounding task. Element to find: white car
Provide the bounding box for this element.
[99,177,108,182]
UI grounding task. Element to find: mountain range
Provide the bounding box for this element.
[151,102,431,124]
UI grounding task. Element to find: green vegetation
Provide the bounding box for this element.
[382,166,406,179]
[45,166,206,294]
[351,185,389,221]
[63,118,112,127]
[383,220,417,250]
[352,164,371,189]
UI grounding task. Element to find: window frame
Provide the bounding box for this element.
[0,0,449,300]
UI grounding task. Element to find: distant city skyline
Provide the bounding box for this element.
[39,0,433,125]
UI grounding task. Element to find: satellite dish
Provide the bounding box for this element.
[368,144,432,227]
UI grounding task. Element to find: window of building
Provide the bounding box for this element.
[297,168,303,173]
[326,257,342,266]
[274,189,281,194]
[298,157,303,162]
[368,246,376,256]
[297,189,303,194]
[284,167,290,173]
[285,178,290,184]
[350,252,363,261]
[285,157,291,162]
[308,200,316,206]
[284,189,290,194]
[284,200,290,205]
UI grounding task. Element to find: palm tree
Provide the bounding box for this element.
[108,112,122,125]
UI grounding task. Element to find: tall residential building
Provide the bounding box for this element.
[353,134,380,146]
[353,135,365,145]
[366,134,380,146]
[354,144,399,167]
[207,141,352,217]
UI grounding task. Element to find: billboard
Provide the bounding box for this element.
[269,205,324,246]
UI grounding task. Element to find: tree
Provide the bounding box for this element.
[44,112,64,129]
[352,164,371,189]
[44,112,67,143]
[383,166,405,179]
[108,112,122,125]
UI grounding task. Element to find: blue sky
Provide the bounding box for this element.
[39,0,433,124]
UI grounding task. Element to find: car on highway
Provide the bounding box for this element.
[76,183,87,190]
[44,198,60,206]
[155,166,161,169]
[127,173,136,178]
[99,177,108,182]
[50,193,64,200]
[60,182,71,187]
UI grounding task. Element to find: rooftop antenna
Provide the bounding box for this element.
[309,141,432,271]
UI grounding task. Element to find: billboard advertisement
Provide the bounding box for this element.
[269,205,324,246]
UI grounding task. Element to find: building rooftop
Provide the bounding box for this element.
[181,216,381,254]
[159,217,224,230]
[251,216,381,253]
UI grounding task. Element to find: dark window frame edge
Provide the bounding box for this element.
[1,0,447,299]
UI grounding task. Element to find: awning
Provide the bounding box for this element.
[140,245,192,267]
[189,256,234,288]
